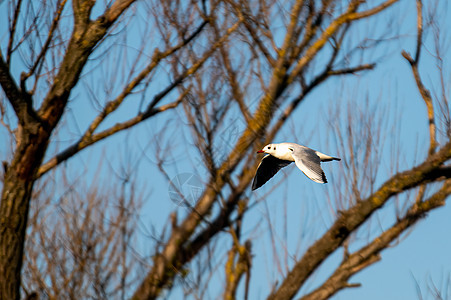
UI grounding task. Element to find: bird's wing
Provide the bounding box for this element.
[291,147,327,183]
[252,155,292,190]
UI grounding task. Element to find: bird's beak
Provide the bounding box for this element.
[257,149,265,153]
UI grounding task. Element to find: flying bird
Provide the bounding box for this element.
[252,142,340,190]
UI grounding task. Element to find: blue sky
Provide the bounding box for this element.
[1,0,451,299]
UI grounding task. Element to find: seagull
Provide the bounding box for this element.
[252,142,340,190]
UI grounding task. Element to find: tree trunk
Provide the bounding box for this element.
[0,124,49,299]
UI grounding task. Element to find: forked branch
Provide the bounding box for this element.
[0,52,36,126]
[20,0,69,89]
[402,0,436,156]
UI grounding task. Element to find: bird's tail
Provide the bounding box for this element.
[323,156,341,162]
[315,151,341,162]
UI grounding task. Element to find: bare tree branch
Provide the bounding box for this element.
[20,0,69,90]
[37,95,185,178]
[6,0,23,66]
[402,0,436,156]
[290,0,399,82]
[0,52,36,127]
[225,0,276,67]
[401,0,434,205]
[301,180,451,300]
[224,203,252,300]
[38,0,138,125]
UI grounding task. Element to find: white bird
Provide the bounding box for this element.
[252,142,340,190]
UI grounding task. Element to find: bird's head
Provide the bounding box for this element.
[257,144,278,155]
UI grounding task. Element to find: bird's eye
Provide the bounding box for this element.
[274,147,276,150]
[289,148,293,152]
[267,146,270,149]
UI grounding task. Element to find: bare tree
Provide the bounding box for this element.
[0,0,217,298]
[1,0,450,299]
[22,166,144,299]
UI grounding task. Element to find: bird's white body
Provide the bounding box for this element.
[252,142,340,190]
[260,142,337,162]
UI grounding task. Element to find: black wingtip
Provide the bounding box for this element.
[251,179,258,190]
[322,172,328,183]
